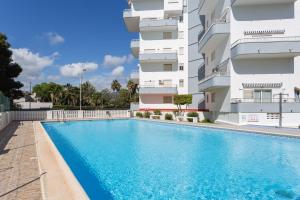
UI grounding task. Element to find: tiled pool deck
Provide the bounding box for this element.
[0,122,42,200]
[0,119,299,200]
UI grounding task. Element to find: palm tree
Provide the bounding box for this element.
[81,81,96,106]
[127,80,138,100]
[111,80,121,92]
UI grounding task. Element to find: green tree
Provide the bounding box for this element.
[81,81,96,106]
[111,80,121,92]
[174,94,192,115]
[114,89,130,109]
[91,92,103,107]
[127,80,138,101]
[62,84,79,106]
[0,33,23,101]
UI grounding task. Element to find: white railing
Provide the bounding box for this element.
[0,110,131,131]
[231,98,300,103]
[0,112,12,131]
[231,36,300,48]
[141,49,177,54]
[199,59,230,83]
[47,110,130,121]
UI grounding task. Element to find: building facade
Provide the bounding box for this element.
[124,0,204,111]
[198,0,300,127]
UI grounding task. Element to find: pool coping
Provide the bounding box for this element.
[33,121,89,200]
[133,118,300,139]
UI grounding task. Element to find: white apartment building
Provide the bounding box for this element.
[124,0,203,111]
[198,0,300,127]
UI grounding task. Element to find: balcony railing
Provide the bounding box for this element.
[199,59,230,83]
[231,98,300,103]
[232,36,300,48]
[140,84,177,88]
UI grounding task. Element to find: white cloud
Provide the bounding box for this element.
[102,54,135,67]
[12,48,55,80]
[111,66,124,77]
[47,75,60,81]
[60,62,98,77]
[46,32,65,45]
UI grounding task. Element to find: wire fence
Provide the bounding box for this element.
[0,92,10,112]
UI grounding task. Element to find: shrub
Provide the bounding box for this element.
[143,111,151,119]
[136,112,143,118]
[187,112,199,122]
[187,112,199,118]
[153,109,162,115]
[165,113,173,120]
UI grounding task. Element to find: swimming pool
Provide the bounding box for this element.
[42,120,300,200]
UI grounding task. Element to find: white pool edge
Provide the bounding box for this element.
[34,121,90,200]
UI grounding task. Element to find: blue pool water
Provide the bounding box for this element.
[42,120,300,200]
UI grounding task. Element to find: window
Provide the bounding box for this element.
[178,31,184,39]
[179,64,184,71]
[179,15,183,22]
[211,50,216,62]
[206,94,209,103]
[179,79,184,87]
[163,32,172,39]
[243,89,254,99]
[163,64,172,71]
[163,96,173,104]
[211,93,215,103]
[254,90,272,103]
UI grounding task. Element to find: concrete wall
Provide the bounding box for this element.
[188,0,205,109]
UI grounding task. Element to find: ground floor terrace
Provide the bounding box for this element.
[0,118,300,199]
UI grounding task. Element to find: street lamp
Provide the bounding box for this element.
[80,69,87,110]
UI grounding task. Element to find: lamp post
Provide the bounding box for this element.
[79,69,87,110]
[29,81,32,110]
[274,92,289,128]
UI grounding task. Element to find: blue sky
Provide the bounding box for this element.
[0,0,138,91]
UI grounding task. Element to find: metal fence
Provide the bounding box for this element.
[0,92,10,112]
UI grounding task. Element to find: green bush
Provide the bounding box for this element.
[187,112,199,117]
[187,112,199,122]
[136,112,143,118]
[165,113,173,120]
[143,111,151,119]
[153,109,162,115]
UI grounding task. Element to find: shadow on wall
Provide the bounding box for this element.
[232,58,294,75]
[198,15,206,41]
[232,4,294,21]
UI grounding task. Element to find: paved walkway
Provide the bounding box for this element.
[136,118,300,138]
[0,122,42,200]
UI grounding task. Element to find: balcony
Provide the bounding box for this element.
[131,39,140,58]
[130,70,139,84]
[198,21,230,53]
[198,0,218,15]
[231,98,300,113]
[198,60,230,92]
[139,18,178,32]
[164,0,183,15]
[231,36,300,59]
[232,0,297,6]
[139,85,178,95]
[139,50,178,63]
[123,9,140,32]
